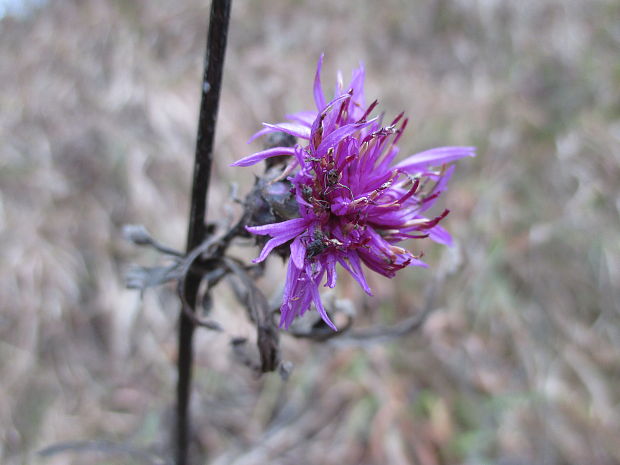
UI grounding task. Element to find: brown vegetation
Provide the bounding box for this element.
[1,0,619,464]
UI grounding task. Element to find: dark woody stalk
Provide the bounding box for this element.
[177,1,231,465]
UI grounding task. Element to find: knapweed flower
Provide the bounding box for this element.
[233,55,475,330]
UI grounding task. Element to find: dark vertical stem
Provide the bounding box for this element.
[176,1,232,465]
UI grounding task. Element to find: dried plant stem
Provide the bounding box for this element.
[176,2,231,465]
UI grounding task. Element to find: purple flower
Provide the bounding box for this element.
[235,55,475,330]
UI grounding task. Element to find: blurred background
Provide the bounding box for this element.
[1,0,619,464]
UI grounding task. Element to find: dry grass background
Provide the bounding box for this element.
[1,0,620,464]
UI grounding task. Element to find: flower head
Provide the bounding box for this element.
[234,55,475,330]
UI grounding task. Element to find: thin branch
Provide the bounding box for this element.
[176,1,232,465]
[123,224,184,257]
[176,230,228,330]
[330,270,442,347]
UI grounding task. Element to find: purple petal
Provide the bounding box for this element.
[282,259,301,302]
[334,70,344,97]
[279,308,297,329]
[308,267,337,330]
[347,64,366,118]
[376,145,400,173]
[280,262,305,328]
[325,254,337,288]
[290,235,306,269]
[346,252,373,295]
[407,257,429,268]
[418,165,455,212]
[246,217,308,236]
[262,122,311,140]
[230,147,296,167]
[247,218,309,263]
[310,94,353,148]
[317,118,377,154]
[330,195,350,216]
[395,146,476,172]
[247,127,275,143]
[428,224,453,246]
[253,236,291,263]
[314,54,326,111]
[294,144,306,166]
[286,111,317,127]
